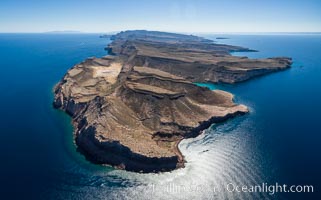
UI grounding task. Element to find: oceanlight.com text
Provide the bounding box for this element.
[148,182,314,195]
[226,182,313,195]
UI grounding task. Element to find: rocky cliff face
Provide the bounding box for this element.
[53,30,291,173]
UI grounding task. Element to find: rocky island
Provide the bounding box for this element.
[53,30,292,173]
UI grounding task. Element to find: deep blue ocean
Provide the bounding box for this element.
[0,33,320,200]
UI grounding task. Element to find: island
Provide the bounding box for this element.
[53,30,292,173]
[216,37,230,40]
[99,34,113,38]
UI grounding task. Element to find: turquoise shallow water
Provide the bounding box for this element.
[0,33,320,199]
[194,82,216,90]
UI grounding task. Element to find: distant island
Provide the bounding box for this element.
[99,34,113,38]
[216,37,229,39]
[53,30,292,173]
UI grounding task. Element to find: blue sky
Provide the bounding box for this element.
[1,0,321,33]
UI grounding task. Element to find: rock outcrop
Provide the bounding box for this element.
[53,30,292,172]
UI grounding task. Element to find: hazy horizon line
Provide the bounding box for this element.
[1,30,321,35]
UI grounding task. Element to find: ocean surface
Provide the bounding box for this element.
[0,33,320,200]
